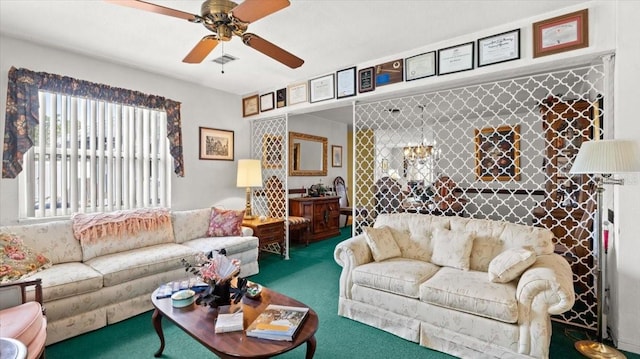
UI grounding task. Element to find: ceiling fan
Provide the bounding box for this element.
[106,0,304,68]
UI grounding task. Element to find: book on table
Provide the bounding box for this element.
[214,305,244,333]
[246,304,309,341]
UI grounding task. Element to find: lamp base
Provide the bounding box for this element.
[575,340,626,359]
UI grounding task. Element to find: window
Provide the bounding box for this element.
[19,91,172,219]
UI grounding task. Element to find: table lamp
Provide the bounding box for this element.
[570,139,640,359]
[237,159,263,220]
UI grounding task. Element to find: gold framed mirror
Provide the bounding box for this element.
[288,132,327,176]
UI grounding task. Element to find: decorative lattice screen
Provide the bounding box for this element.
[353,64,607,330]
[250,116,289,258]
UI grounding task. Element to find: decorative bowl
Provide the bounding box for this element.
[245,282,263,299]
[171,289,195,308]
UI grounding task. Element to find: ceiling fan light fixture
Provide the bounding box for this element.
[212,54,238,65]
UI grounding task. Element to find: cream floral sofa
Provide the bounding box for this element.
[334,213,575,359]
[0,198,259,345]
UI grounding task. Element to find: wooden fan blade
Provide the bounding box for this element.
[183,36,219,64]
[105,0,198,21]
[243,33,303,69]
[231,0,290,24]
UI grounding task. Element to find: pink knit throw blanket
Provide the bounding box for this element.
[72,208,171,243]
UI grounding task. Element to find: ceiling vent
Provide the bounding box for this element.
[212,54,238,65]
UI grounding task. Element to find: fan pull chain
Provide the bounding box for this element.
[221,41,225,74]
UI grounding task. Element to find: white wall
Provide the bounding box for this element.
[0,35,249,224]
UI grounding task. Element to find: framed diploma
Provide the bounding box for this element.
[276,88,287,108]
[260,92,274,112]
[242,94,259,117]
[375,59,403,86]
[477,29,520,67]
[336,67,356,99]
[358,67,375,93]
[438,42,474,75]
[533,9,588,58]
[288,82,308,105]
[405,51,436,81]
[309,73,335,103]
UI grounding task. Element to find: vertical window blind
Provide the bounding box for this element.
[20,91,171,219]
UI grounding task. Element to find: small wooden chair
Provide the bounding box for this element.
[264,176,311,247]
[0,278,47,359]
[333,176,353,227]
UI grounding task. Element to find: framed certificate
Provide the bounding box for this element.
[260,92,274,112]
[242,94,259,117]
[288,82,308,105]
[358,67,375,93]
[477,29,520,67]
[405,51,436,81]
[533,9,588,58]
[309,74,335,103]
[336,67,356,99]
[438,42,474,75]
[375,59,403,86]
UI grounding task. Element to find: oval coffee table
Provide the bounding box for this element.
[151,285,318,358]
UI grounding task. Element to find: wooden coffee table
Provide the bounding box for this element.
[151,286,318,358]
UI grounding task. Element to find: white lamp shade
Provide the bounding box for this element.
[570,139,640,175]
[236,159,263,187]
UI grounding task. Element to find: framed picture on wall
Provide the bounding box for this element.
[242,95,259,117]
[474,125,521,181]
[199,127,234,161]
[358,67,375,93]
[477,29,520,67]
[533,9,588,58]
[332,145,343,167]
[260,92,274,112]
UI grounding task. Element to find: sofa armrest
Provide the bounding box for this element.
[334,234,373,299]
[516,253,575,314]
[241,226,253,236]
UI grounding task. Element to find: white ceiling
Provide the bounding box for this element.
[0,0,587,98]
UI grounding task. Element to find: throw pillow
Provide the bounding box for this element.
[488,247,536,283]
[430,228,474,270]
[1,232,51,284]
[207,207,245,237]
[363,226,401,262]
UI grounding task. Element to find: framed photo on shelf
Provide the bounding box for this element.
[533,9,588,58]
[288,82,308,105]
[309,74,335,103]
[336,67,357,99]
[474,125,521,181]
[405,51,436,81]
[242,95,259,117]
[276,88,287,108]
[375,59,403,86]
[260,92,274,112]
[332,145,343,167]
[438,42,474,75]
[199,127,234,161]
[477,29,520,67]
[358,67,375,93]
[262,135,283,169]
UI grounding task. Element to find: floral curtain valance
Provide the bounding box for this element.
[2,66,184,178]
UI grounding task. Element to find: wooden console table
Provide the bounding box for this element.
[289,196,340,242]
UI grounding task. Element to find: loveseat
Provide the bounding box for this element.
[334,213,575,358]
[0,199,259,345]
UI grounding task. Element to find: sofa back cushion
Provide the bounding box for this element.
[171,208,212,244]
[374,213,450,262]
[0,220,82,264]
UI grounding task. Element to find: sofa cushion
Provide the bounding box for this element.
[488,247,536,283]
[419,267,518,323]
[0,233,52,283]
[23,262,103,302]
[449,217,507,272]
[0,220,82,264]
[353,258,440,298]
[207,207,245,237]
[85,243,198,287]
[363,226,401,262]
[430,229,474,270]
[172,208,211,244]
[181,235,259,257]
[373,213,450,262]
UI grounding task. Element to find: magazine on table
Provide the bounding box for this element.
[246,304,309,341]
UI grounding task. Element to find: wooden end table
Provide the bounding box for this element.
[151,285,318,358]
[242,217,285,256]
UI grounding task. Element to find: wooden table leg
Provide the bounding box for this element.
[152,308,165,357]
[305,335,317,359]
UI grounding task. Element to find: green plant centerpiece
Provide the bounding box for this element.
[181,249,248,308]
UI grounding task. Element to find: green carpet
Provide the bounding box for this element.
[46,226,639,358]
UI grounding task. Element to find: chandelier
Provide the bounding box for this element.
[404,105,435,161]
